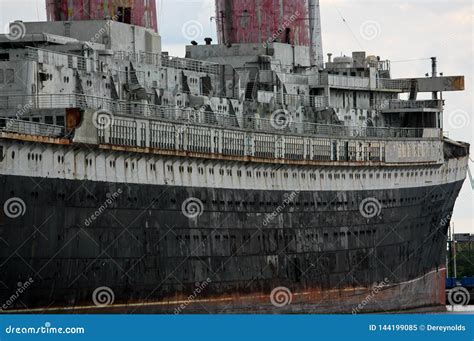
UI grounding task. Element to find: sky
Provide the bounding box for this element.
[0,0,472,233]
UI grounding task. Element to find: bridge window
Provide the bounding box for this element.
[56,116,65,127]
[45,116,53,125]
[117,7,132,24]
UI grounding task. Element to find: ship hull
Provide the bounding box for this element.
[0,174,462,313]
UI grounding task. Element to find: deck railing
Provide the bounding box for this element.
[0,118,64,137]
[380,99,444,110]
[0,94,438,139]
[161,55,220,74]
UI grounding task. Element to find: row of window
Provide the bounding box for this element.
[1,148,463,182]
[17,115,65,126]
[27,153,42,162]
[0,69,14,84]
[165,164,457,180]
[170,229,381,245]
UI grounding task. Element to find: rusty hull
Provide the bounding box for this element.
[8,268,446,314]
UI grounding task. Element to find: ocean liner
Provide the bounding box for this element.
[0,0,469,313]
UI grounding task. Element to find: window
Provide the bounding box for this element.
[56,116,65,126]
[6,69,14,84]
[117,7,132,24]
[45,116,54,125]
[0,70,3,84]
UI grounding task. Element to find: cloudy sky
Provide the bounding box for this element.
[1,0,472,232]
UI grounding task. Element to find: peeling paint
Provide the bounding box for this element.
[46,0,157,31]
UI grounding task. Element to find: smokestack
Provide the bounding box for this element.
[431,57,438,100]
[431,57,438,78]
[45,0,158,31]
[215,0,324,68]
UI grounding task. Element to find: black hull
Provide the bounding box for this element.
[0,175,463,313]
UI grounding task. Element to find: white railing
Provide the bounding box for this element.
[377,78,412,91]
[326,74,370,88]
[382,99,444,110]
[25,47,90,71]
[0,94,437,140]
[161,55,220,74]
[258,91,328,108]
[0,118,64,137]
[113,51,161,66]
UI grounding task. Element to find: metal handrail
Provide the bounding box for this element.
[0,94,436,139]
[383,99,444,110]
[161,55,220,74]
[0,118,64,137]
